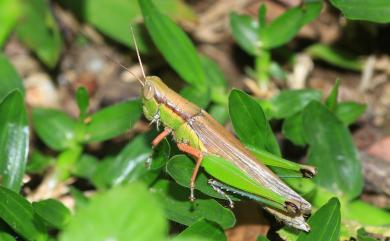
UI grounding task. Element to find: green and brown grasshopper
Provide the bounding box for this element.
[122,28,316,232]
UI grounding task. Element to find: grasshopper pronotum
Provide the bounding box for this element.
[121,27,316,232]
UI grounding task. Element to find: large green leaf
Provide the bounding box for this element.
[60,183,167,241]
[83,100,142,143]
[269,89,322,119]
[0,53,24,102]
[0,187,46,241]
[330,0,390,23]
[152,180,235,229]
[32,108,77,151]
[103,134,151,186]
[282,112,306,146]
[172,219,226,241]
[16,0,62,68]
[297,198,340,241]
[229,89,280,156]
[0,91,29,192]
[0,0,20,47]
[139,0,206,90]
[302,101,363,199]
[33,199,71,229]
[59,0,196,53]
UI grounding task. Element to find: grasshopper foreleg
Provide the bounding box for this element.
[146,128,172,168]
[177,143,203,202]
[208,179,234,208]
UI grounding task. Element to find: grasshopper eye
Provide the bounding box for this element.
[143,82,155,100]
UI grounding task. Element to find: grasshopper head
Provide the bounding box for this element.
[141,76,170,121]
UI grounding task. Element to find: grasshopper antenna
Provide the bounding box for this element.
[130,25,146,80]
[104,53,145,86]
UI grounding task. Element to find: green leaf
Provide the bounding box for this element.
[229,89,280,156]
[0,91,29,192]
[16,0,62,68]
[33,199,71,229]
[208,104,229,124]
[26,150,53,174]
[140,0,206,90]
[301,1,323,25]
[269,89,322,119]
[167,155,237,200]
[76,87,89,117]
[32,108,77,151]
[71,154,98,179]
[200,56,228,105]
[180,86,210,109]
[230,13,259,56]
[262,7,304,49]
[257,236,270,241]
[0,53,24,102]
[0,187,46,241]
[325,80,340,111]
[83,99,142,143]
[69,187,89,211]
[357,228,377,241]
[335,102,366,126]
[330,0,390,23]
[306,44,362,71]
[101,134,153,187]
[60,183,167,241]
[297,198,340,241]
[0,231,15,241]
[282,113,306,146]
[152,180,235,229]
[172,219,226,241]
[59,0,196,53]
[302,101,363,199]
[0,0,20,47]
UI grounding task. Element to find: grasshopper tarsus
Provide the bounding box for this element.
[208,179,235,208]
[300,165,317,178]
[285,200,300,215]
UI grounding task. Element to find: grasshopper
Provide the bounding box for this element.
[120,28,316,232]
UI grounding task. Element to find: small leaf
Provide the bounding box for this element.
[76,87,89,117]
[270,89,322,119]
[306,44,362,71]
[0,53,24,102]
[0,91,29,192]
[83,99,142,143]
[26,150,53,174]
[357,228,378,241]
[0,0,20,47]
[180,86,210,109]
[71,154,98,179]
[200,56,228,105]
[33,199,71,229]
[16,0,62,68]
[297,198,341,241]
[230,12,259,55]
[60,183,167,241]
[301,1,323,25]
[152,180,235,229]
[229,89,280,156]
[140,0,206,90]
[172,219,226,241]
[0,187,46,241]
[330,0,390,23]
[302,101,363,199]
[325,79,340,111]
[167,155,237,201]
[262,7,303,49]
[32,108,77,151]
[257,236,270,241]
[282,113,306,146]
[335,102,366,126]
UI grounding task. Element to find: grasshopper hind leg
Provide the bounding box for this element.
[208,179,234,208]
